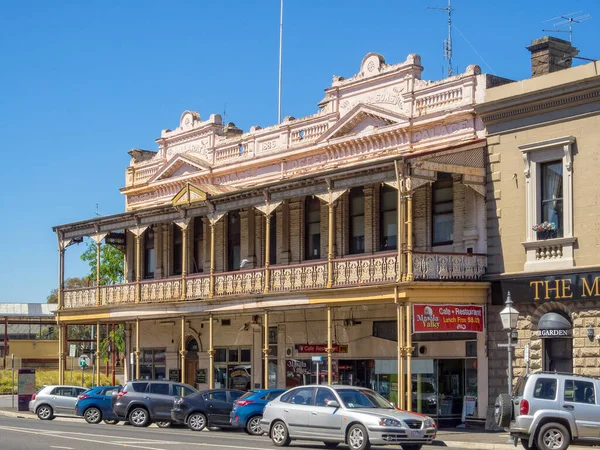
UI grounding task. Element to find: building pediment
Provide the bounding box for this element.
[148,154,211,183]
[316,104,408,143]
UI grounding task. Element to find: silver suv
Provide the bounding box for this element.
[495,372,600,450]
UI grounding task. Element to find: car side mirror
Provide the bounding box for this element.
[326,400,340,408]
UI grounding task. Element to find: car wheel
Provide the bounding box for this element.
[270,420,291,447]
[521,438,538,450]
[103,419,119,425]
[246,415,263,436]
[36,405,54,420]
[536,422,570,450]
[347,423,371,450]
[129,407,150,427]
[84,407,102,424]
[187,412,207,431]
[156,421,171,428]
[494,394,513,428]
[324,442,339,448]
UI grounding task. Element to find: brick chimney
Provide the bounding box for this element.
[526,36,579,77]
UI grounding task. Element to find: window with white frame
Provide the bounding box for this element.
[520,136,575,270]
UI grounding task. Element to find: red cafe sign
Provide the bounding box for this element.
[413,304,484,333]
[295,344,348,353]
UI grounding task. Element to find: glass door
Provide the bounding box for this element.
[437,359,464,418]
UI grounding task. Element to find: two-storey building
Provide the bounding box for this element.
[53,53,495,423]
[479,37,600,427]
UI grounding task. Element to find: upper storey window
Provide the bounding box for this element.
[305,197,321,260]
[380,185,397,251]
[228,210,241,270]
[349,187,365,254]
[432,173,454,246]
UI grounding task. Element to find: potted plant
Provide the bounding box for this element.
[532,221,558,240]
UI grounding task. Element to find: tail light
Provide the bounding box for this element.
[117,390,127,400]
[235,400,255,407]
[31,394,37,401]
[520,399,529,415]
[78,394,90,400]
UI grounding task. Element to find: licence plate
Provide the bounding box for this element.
[411,430,424,438]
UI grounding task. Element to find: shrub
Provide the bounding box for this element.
[0,370,114,394]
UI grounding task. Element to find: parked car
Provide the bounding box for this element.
[230,389,286,435]
[495,371,600,450]
[29,385,88,420]
[75,385,121,424]
[261,385,436,450]
[112,380,197,427]
[171,388,245,431]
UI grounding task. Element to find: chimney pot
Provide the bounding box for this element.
[526,36,579,77]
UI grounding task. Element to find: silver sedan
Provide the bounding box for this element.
[261,384,436,450]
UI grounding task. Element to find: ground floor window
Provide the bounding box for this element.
[214,345,251,389]
[139,348,166,380]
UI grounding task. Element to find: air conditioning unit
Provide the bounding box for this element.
[285,346,294,357]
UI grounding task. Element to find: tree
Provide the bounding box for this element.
[47,277,93,303]
[98,325,125,363]
[80,241,124,285]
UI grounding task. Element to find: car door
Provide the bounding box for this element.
[284,387,315,438]
[204,391,230,426]
[101,387,118,418]
[146,382,173,420]
[562,378,600,438]
[50,387,71,414]
[308,387,343,440]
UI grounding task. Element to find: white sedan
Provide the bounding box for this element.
[261,384,436,450]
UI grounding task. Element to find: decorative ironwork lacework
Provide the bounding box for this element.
[101,284,136,305]
[140,279,181,303]
[186,275,210,299]
[270,262,328,292]
[214,269,264,296]
[333,253,397,286]
[64,288,97,308]
[412,252,486,280]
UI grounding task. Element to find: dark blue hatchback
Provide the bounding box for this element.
[230,389,285,435]
[75,386,122,424]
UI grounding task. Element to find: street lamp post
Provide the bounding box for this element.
[499,291,519,395]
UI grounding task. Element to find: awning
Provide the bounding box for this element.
[537,312,572,338]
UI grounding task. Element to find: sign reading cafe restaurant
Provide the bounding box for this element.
[412,304,484,333]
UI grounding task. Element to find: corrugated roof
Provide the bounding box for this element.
[0,303,57,317]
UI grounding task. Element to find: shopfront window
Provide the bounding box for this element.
[213,345,251,389]
[139,348,166,380]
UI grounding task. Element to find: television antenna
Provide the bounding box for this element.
[543,11,591,43]
[428,0,454,77]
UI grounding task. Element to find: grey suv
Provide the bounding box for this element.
[495,372,600,450]
[112,380,197,427]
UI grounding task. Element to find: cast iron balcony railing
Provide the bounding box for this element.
[61,251,487,308]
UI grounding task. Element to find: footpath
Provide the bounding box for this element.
[0,405,590,450]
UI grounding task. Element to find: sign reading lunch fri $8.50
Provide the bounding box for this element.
[412,304,484,333]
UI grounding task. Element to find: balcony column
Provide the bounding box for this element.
[128,225,148,303]
[91,232,107,306]
[390,161,405,282]
[174,219,191,300]
[208,314,214,389]
[255,200,282,294]
[406,192,414,281]
[56,232,67,310]
[207,213,225,298]
[180,316,186,384]
[327,307,333,385]
[395,288,405,410]
[58,322,65,384]
[135,318,140,380]
[315,186,346,288]
[263,311,269,388]
[405,302,413,411]
[96,320,101,386]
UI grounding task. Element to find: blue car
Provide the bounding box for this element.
[230,389,285,435]
[75,386,122,424]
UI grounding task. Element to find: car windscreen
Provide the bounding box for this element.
[337,388,395,409]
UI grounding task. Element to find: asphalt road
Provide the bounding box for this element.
[0,415,477,450]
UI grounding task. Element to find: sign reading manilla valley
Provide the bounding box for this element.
[492,271,600,305]
[412,304,484,333]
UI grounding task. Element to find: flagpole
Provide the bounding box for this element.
[278,0,283,124]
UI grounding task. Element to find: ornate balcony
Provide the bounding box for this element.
[62,252,487,308]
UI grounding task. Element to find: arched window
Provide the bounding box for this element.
[144,227,155,279]
[432,173,454,246]
[305,197,321,260]
[228,210,241,270]
[380,185,397,251]
[349,187,365,254]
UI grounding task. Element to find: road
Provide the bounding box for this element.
[0,415,479,450]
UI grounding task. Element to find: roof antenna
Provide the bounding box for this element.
[543,11,591,43]
[428,0,453,77]
[95,203,100,216]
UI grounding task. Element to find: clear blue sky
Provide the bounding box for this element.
[0,1,598,303]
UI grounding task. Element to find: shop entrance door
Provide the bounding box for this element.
[185,360,198,388]
[544,338,573,372]
[437,359,464,419]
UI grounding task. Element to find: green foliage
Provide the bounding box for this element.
[47,277,93,303]
[98,325,125,363]
[0,370,113,394]
[80,241,124,285]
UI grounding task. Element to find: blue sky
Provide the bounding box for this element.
[0,0,598,303]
